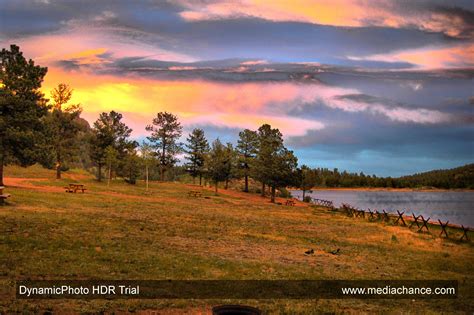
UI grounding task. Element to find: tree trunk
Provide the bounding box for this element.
[271,185,276,203]
[0,150,4,187]
[97,163,102,182]
[56,149,61,179]
[161,143,166,181]
[193,176,196,185]
[199,174,202,186]
[0,151,4,205]
[215,181,218,195]
[302,189,306,200]
[261,182,265,197]
[244,175,249,192]
[107,164,111,187]
[225,179,228,190]
[145,165,149,191]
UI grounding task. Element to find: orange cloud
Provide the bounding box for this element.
[41,67,328,137]
[63,48,109,65]
[11,29,195,64]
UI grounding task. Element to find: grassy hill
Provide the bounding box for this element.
[1,165,473,313]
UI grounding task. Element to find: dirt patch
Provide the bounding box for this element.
[192,184,307,207]
[3,177,63,193]
[95,190,182,204]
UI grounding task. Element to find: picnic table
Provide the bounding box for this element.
[65,183,87,193]
[188,190,202,198]
[0,186,11,203]
[285,199,296,206]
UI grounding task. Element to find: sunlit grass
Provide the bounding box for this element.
[1,166,473,313]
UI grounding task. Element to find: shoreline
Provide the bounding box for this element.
[289,187,474,192]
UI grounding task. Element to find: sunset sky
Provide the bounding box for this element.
[1,0,473,176]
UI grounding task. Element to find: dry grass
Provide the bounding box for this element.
[1,165,473,313]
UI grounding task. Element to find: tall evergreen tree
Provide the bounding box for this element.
[298,165,317,200]
[252,124,283,197]
[104,145,118,186]
[185,128,209,185]
[44,83,84,179]
[146,112,183,181]
[0,44,48,192]
[206,139,229,195]
[89,111,134,181]
[122,148,141,185]
[223,142,237,190]
[253,124,298,203]
[237,129,258,192]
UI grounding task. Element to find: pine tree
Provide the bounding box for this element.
[237,129,258,192]
[298,165,317,201]
[44,83,84,179]
[223,142,236,189]
[0,44,48,194]
[253,124,298,203]
[206,139,229,195]
[185,128,209,185]
[104,145,118,186]
[122,148,141,185]
[89,111,135,181]
[146,112,183,181]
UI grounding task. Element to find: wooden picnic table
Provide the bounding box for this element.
[188,190,202,197]
[65,183,87,193]
[285,199,296,206]
[0,186,11,203]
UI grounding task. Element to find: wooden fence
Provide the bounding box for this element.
[296,196,334,208]
[339,203,471,242]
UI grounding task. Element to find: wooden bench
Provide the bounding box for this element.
[285,199,296,206]
[0,186,10,203]
[65,183,87,193]
[188,190,202,198]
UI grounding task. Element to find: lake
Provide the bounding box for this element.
[290,189,474,228]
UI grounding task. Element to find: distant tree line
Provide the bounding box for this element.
[297,165,474,190]
[1,44,472,206]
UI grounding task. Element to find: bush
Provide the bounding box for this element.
[279,187,292,198]
[303,196,312,203]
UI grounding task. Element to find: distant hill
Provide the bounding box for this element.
[306,164,474,189]
[396,164,474,189]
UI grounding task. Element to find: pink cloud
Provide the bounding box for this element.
[347,44,474,69]
[176,0,470,38]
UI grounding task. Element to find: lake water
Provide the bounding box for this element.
[290,189,474,228]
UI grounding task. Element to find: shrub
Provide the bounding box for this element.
[279,187,292,198]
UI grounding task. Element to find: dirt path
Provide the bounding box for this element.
[3,177,64,193]
[190,184,308,207]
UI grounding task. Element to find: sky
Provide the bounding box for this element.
[1,0,473,176]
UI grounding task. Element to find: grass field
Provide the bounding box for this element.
[1,165,473,314]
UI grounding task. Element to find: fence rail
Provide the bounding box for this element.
[339,203,471,242]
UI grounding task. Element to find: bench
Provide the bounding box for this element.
[188,190,202,198]
[285,199,296,206]
[0,186,10,203]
